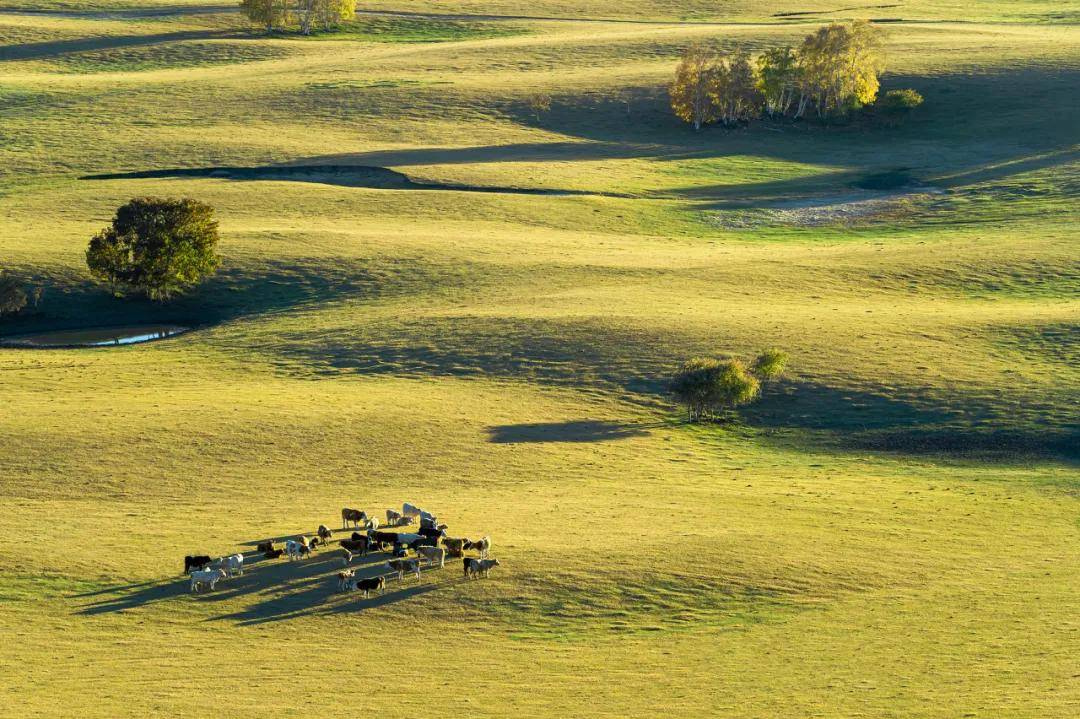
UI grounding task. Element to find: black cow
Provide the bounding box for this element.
[256,541,275,554]
[184,555,212,573]
[354,576,385,598]
[340,537,369,555]
[264,548,285,559]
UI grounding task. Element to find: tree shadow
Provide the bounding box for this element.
[0,29,241,62]
[0,5,236,20]
[486,419,656,443]
[81,164,627,197]
[0,256,435,339]
[745,381,1079,462]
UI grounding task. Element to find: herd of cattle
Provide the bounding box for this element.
[183,503,500,597]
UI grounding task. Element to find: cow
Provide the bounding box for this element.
[341,508,366,529]
[465,558,501,579]
[190,567,226,593]
[285,539,307,561]
[402,503,425,519]
[465,536,492,559]
[219,553,244,577]
[337,569,355,592]
[395,533,423,547]
[386,508,407,526]
[264,548,285,560]
[340,537,369,556]
[308,536,323,550]
[317,525,333,542]
[386,558,421,582]
[255,542,275,554]
[340,549,354,566]
[369,530,398,548]
[184,555,212,574]
[416,545,445,568]
[351,576,385,598]
[351,531,365,541]
[442,537,467,558]
[418,524,446,542]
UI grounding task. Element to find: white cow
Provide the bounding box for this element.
[190,568,227,593]
[416,545,445,568]
[465,558,501,579]
[402,503,425,519]
[221,553,244,576]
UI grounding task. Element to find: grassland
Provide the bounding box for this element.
[0,1,1077,717]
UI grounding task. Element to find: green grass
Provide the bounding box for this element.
[0,1,1077,717]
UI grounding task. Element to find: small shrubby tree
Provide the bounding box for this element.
[672,350,790,422]
[239,0,289,32]
[876,88,923,125]
[86,197,222,302]
[526,92,552,121]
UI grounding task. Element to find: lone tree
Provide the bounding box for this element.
[672,350,790,422]
[87,197,221,301]
[526,92,552,121]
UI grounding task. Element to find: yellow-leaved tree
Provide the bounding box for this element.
[669,44,719,130]
[798,21,884,119]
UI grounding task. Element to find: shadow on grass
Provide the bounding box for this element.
[0,30,240,62]
[745,381,1080,463]
[0,256,436,339]
[487,419,657,443]
[75,544,453,622]
[81,164,629,197]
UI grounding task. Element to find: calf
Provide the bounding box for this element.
[285,539,308,561]
[308,536,323,550]
[337,569,355,592]
[190,567,227,593]
[386,558,421,582]
[386,508,405,526]
[255,541,275,554]
[465,558,501,579]
[264,548,285,560]
[317,525,333,542]
[416,545,445,568]
[184,555,212,574]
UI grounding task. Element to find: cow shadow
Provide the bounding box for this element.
[74,540,454,620]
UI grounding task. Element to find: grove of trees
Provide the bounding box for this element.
[671,349,789,422]
[240,0,356,34]
[670,21,911,128]
[86,197,222,302]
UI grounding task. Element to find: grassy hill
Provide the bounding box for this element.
[0,2,1076,717]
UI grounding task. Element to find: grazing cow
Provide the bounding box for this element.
[386,509,405,526]
[386,558,421,582]
[416,545,445,568]
[341,508,366,528]
[285,539,307,561]
[362,517,380,531]
[351,576,385,598]
[256,541,275,554]
[184,555,212,574]
[340,537,369,556]
[220,553,244,577]
[317,525,333,542]
[264,548,285,560]
[190,567,227,593]
[465,558,501,579]
[442,537,467,558]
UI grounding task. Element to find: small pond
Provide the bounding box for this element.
[0,325,191,348]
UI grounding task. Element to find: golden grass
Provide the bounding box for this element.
[0,2,1077,716]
